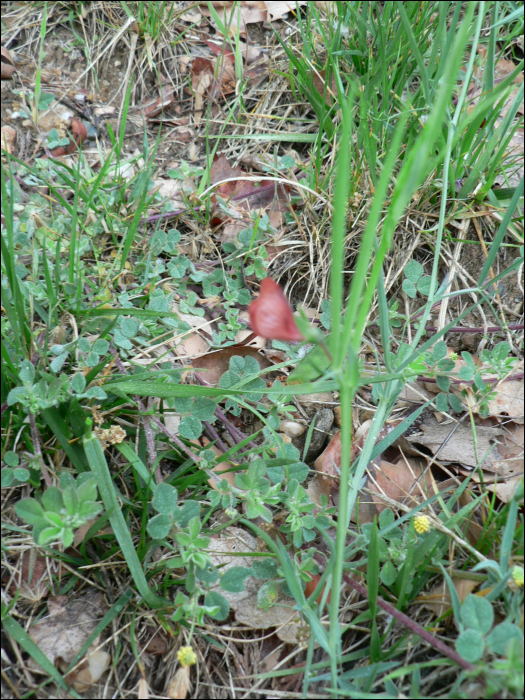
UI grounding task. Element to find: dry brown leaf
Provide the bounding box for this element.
[405,416,504,470]
[458,422,523,503]
[138,627,169,656]
[208,153,292,240]
[1,45,16,80]
[29,591,110,690]
[487,380,524,423]
[206,527,310,643]
[418,576,479,617]
[192,345,271,385]
[167,666,191,699]
[368,457,433,513]
[1,125,16,154]
[311,69,338,106]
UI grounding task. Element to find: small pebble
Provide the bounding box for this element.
[280,420,306,438]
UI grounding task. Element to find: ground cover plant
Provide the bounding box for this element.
[1,1,524,698]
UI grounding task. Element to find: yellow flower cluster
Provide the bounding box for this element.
[414,514,431,534]
[177,646,197,667]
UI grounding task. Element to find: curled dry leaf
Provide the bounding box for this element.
[208,154,293,241]
[1,125,16,154]
[458,421,523,503]
[1,45,16,80]
[167,666,191,700]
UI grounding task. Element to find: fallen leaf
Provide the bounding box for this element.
[367,457,433,513]
[167,666,191,699]
[418,576,479,617]
[405,416,504,470]
[208,154,293,239]
[193,345,272,386]
[29,591,110,690]
[311,69,338,106]
[487,380,524,423]
[458,421,523,503]
[1,125,16,154]
[1,45,16,80]
[207,527,309,644]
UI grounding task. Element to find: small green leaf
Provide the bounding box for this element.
[436,375,450,392]
[50,352,69,373]
[173,500,201,528]
[191,397,216,421]
[458,365,474,381]
[71,373,86,393]
[42,487,64,514]
[19,360,36,384]
[13,467,30,482]
[380,560,397,586]
[85,351,100,367]
[402,279,417,298]
[455,628,485,662]
[174,397,192,413]
[436,392,449,412]
[492,341,510,362]
[448,393,464,413]
[120,317,140,338]
[486,622,523,655]
[147,513,172,539]
[152,482,179,515]
[179,416,203,440]
[204,591,230,620]
[196,563,219,585]
[252,559,278,579]
[432,341,448,361]
[461,594,494,634]
[416,276,432,296]
[219,370,242,389]
[220,567,252,593]
[379,508,394,529]
[62,485,80,515]
[4,451,19,468]
[37,526,63,545]
[84,386,108,400]
[92,339,110,354]
[404,260,424,284]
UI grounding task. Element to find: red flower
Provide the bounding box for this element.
[248,278,304,342]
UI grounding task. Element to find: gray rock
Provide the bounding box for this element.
[294,408,334,462]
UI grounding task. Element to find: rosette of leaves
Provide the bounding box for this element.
[14,473,103,548]
[7,360,71,414]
